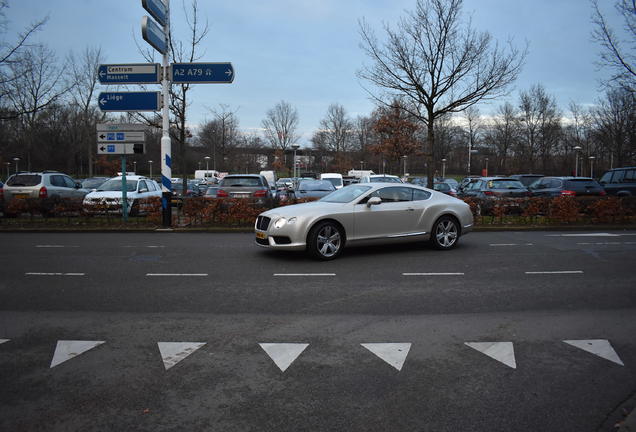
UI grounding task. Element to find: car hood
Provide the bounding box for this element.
[85,191,136,200]
[260,201,345,219]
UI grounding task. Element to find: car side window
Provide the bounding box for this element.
[412,189,431,201]
[138,180,147,192]
[468,180,481,191]
[612,170,625,183]
[147,181,156,191]
[50,175,65,187]
[624,170,636,182]
[372,187,412,202]
[63,176,76,188]
[599,172,612,183]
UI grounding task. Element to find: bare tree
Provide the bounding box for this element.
[199,104,240,171]
[592,0,636,92]
[0,0,48,113]
[592,87,636,167]
[485,102,519,174]
[262,100,300,153]
[463,106,482,175]
[358,0,525,187]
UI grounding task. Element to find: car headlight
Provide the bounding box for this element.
[274,217,296,229]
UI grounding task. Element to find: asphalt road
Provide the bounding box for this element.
[0,230,635,432]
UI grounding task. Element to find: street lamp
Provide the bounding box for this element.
[402,155,407,178]
[573,146,582,176]
[204,156,211,171]
[360,160,364,170]
[291,144,300,187]
[12,157,20,174]
[197,161,202,170]
[148,160,153,178]
[589,156,596,178]
[441,158,447,179]
[484,157,489,176]
[133,161,137,174]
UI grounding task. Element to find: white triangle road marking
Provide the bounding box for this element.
[465,342,517,369]
[361,343,411,371]
[50,340,105,368]
[563,339,624,366]
[157,342,206,370]
[259,343,309,372]
[0,339,9,345]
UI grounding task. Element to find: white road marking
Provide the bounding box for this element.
[146,273,208,277]
[489,243,534,246]
[273,273,336,277]
[259,343,309,372]
[525,271,583,274]
[547,233,620,237]
[577,242,622,245]
[402,272,464,276]
[465,341,517,369]
[157,342,206,371]
[50,340,105,368]
[563,339,624,366]
[361,343,412,371]
[35,245,79,248]
[122,245,165,248]
[25,272,85,276]
[0,339,9,345]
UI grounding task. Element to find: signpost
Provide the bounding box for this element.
[98,92,160,112]
[97,143,145,155]
[171,62,234,84]
[142,0,167,26]
[98,63,160,85]
[141,16,167,55]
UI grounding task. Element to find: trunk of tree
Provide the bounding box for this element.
[426,116,435,189]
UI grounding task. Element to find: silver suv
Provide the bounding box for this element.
[3,171,89,214]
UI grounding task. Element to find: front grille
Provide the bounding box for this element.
[256,216,271,231]
[256,237,269,246]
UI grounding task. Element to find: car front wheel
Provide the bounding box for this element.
[430,216,459,250]
[307,221,344,260]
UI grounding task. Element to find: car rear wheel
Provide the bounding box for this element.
[430,216,459,250]
[307,221,344,260]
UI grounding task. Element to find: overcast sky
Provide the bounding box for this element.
[3,0,622,145]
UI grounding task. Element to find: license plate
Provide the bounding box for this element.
[13,194,29,199]
[255,231,267,239]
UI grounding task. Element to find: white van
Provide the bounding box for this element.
[194,170,220,184]
[320,173,344,189]
[347,169,375,179]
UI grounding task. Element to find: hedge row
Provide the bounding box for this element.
[2,195,635,227]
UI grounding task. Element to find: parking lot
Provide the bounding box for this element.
[0,230,635,431]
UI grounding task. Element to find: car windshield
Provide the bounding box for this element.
[371,176,402,183]
[97,179,139,192]
[299,180,335,191]
[486,179,525,189]
[320,185,372,203]
[82,178,108,189]
[323,177,343,187]
[434,183,450,192]
[220,176,262,187]
[7,174,41,186]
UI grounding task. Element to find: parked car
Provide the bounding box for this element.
[407,177,429,187]
[3,171,89,215]
[83,175,161,215]
[598,166,636,196]
[359,174,403,184]
[436,177,459,190]
[81,177,110,191]
[433,182,458,197]
[292,180,336,200]
[342,176,359,186]
[320,173,344,189]
[509,174,545,187]
[459,177,529,199]
[203,187,219,199]
[456,175,483,193]
[217,174,274,207]
[276,178,293,189]
[254,183,473,260]
[528,177,606,197]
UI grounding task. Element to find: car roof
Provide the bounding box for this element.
[110,175,151,181]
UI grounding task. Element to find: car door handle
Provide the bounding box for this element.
[406,208,415,211]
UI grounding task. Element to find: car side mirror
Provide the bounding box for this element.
[366,196,382,207]
[75,182,82,189]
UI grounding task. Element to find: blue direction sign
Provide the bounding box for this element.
[142,0,167,26]
[171,63,235,84]
[98,92,161,112]
[141,16,167,54]
[98,63,160,85]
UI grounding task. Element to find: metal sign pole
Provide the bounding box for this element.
[160,0,172,227]
[122,155,128,222]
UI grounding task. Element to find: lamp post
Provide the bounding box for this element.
[291,144,300,188]
[12,157,20,174]
[589,156,596,178]
[148,160,153,178]
[573,146,582,176]
[402,155,407,178]
[484,157,489,176]
[197,161,201,170]
[441,158,447,179]
[360,160,364,170]
[133,161,137,174]
[204,156,210,171]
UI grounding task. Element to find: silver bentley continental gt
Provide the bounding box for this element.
[254,183,473,260]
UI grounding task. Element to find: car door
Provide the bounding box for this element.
[62,175,82,198]
[353,186,419,240]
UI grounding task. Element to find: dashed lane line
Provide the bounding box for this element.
[35,245,79,248]
[146,273,208,277]
[489,243,534,246]
[525,270,584,275]
[402,272,464,276]
[273,273,336,277]
[25,272,86,276]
